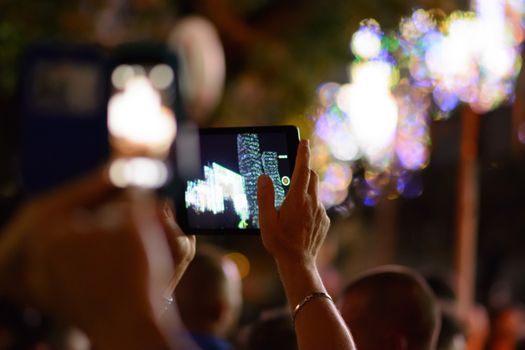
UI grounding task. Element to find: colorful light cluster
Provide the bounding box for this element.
[401,3,523,115]
[312,1,524,208]
[313,19,403,207]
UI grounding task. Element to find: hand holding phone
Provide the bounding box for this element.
[172,125,300,234]
[257,140,329,265]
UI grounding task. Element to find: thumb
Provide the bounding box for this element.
[257,175,277,229]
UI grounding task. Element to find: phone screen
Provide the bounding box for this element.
[173,126,299,234]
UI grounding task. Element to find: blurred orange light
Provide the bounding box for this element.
[224,252,250,279]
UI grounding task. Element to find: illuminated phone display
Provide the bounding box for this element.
[172,126,299,234]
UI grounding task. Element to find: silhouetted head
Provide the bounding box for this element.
[175,245,242,338]
[241,308,297,350]
[340,265,440,350]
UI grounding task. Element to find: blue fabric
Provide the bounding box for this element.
[190,333,232,350]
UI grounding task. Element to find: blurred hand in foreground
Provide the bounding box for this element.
[0,169,181,350]
[159,199,196,295]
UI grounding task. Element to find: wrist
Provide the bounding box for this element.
[275,259,326,309]
[275,256,318,280]
[274,252,316,270]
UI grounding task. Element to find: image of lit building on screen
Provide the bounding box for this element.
[185,162,250,227]
[186,134,287,229]
[262,151,285,207]
[237,133,264,227]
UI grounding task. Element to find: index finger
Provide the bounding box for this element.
[159,199,184,237]
[289,140,311,196]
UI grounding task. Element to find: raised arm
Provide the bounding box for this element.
[257,140,356,350]
[0,170,186,350]
[159,199,196,296]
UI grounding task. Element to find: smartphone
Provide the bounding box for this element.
[19,43,184,195]
[170,125,300,235]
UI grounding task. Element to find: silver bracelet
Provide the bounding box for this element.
[292,291,333,323]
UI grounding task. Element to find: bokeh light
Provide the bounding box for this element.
[109,157,169,189]
[224,252,250,279]
[311,1,524,208]
[149,64,174,90]
[351,19,383,59]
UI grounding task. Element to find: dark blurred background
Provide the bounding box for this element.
[1,0,524,338]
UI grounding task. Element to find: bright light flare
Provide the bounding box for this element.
[425,17,479,91]
[111,64,135,90]
[351,27,382,59]
[418,6,522,113]
[350,61,393,91]
[348,88,398,163]
[109,157,169,189]
[481,44,518,79]
[108,77,176,157]
[338,62,399,168]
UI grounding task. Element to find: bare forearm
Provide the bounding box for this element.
[276,259,356,350]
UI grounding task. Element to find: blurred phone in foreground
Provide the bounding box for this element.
[19,43,184,195]
[170,125,300,235]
